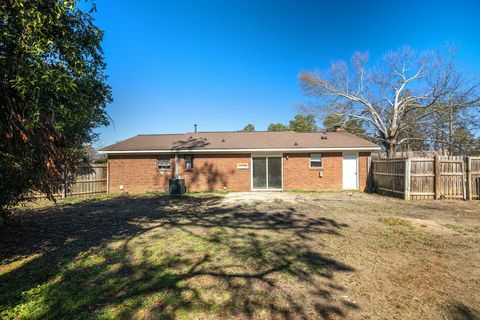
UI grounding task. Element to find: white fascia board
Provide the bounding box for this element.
[99,146,381,154]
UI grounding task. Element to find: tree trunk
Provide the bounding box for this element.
[449,106,453,156]
[384,140,398,159]
[441,130,445,155]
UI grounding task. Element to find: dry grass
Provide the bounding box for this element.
[0,192,479,319]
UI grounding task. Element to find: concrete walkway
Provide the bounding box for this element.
[222,191,303,205]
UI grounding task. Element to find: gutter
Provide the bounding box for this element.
[98,146,382,154]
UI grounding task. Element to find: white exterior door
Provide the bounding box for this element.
[342,153,358,190]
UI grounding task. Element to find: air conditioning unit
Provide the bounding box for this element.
[169,178,185,195]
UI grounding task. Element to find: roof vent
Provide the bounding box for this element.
[294,142,298,146]
[221,139,225,142]
[321,136,328,140]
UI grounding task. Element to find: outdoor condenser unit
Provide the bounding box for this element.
[169,178,185,194]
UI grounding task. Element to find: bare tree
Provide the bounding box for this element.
[299,46,480,157]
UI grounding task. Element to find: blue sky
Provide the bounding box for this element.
[91,0,480,148]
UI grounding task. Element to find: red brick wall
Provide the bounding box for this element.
[182,154,251,192]
[283,152,371,191]
[283,152,343,190]
[107,152,371,193]
[358,152,370,191]
[108,153,251,193]
[108,154,172,193]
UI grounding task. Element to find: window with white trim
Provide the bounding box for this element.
[310,153,322,168]
[184,154,194,169]
[157,155,171,170]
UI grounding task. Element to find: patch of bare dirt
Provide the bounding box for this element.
[1,192,479,319]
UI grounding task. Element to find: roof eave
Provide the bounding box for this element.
[99,146,382,154]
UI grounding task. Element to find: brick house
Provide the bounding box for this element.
[99,130,380,193]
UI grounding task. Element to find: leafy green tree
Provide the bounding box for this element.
[0,0,111,218]
[323,114,343,131]
[240,124,255,132]
[431,97,480,155]
[451,125,480,155]
[267,123,289,132]
[323,114,366,136]
[289,114,317,132]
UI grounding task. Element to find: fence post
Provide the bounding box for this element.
[466,157,472,201]
[460,157,466,200]
[404,158,411,200]
[434,155,441,200]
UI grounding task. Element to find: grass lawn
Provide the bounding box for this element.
[0,192,479,319]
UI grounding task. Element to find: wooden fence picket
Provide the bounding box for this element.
[34,164,107,199]
[371,156,478,201]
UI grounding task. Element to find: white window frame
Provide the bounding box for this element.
[184,154,194,170]
[309,153,323,168]
[157,155,171,171]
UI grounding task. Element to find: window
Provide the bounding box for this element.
[157,156,171,170]
[310,153,322,168]
[184,154,194,169]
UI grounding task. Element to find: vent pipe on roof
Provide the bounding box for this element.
[194,124,197,133]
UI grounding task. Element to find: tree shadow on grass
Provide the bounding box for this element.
[0,194,355,319]
[445,301,480,320]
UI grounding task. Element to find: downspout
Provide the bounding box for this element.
[174,153,179,179]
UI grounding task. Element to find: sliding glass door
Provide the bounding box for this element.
[267,157,282,189]
[252,156,282,190]
[252,157,267,189]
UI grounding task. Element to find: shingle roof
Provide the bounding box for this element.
[99,131,380,153]
[100,131,379,153]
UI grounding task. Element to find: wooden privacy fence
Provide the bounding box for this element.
[470,157,480,200]
[371,156,480,200]
[35,164,107,199]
